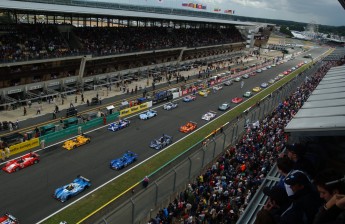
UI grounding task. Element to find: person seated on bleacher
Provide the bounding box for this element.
[313,168,345,224]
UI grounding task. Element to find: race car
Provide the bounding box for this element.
[242,74,250,79]
[2,152,40,173]
[179,121,197,133]
[218,102,230,111]
[183,95,196,102]
[62,135,91,150]
[278,73,285,78]
[266,65,272,69]
[108,119,130,132]
[139,109,157,120]
[212,85,223,91]
[150,134,173,150]
[54,175,91,202]
[234,77,241,82]
[283,71,290,75]
[256,69,262,73]
[243,91,252,98]
[202,111,217,121]
[163,102,178,110]
[268,79,275,84]
[260,82,269,88]
[231,97,243,104]
[110,151,138,170]
[223,80,233,86]
[198,89,210,96]
[252,87,262,92]
[271,64,276,67]
[0,213,18,224]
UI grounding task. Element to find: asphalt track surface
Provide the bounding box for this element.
[0,47,328,223]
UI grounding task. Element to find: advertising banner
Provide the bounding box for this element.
[9,138,39,156]
[120,102,149,117]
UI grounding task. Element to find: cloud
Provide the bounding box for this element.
[231,0,271,9]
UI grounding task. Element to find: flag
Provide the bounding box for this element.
[182,3,188,7]
[214,8,221,12]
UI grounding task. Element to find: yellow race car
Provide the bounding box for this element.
[63,135,91,150]
[198,89,210,96]
[252,87,262,92]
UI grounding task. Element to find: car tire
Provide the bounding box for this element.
[34,160,38,164]
[15,167,20,172]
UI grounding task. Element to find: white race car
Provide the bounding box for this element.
[201,111,217,121]
[212,85,223,91]
[163,102,178,110]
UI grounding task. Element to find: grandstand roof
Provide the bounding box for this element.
[285,65,345,137]
[339,0,345,9]
[0,0,254,26]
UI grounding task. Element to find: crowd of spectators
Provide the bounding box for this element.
[147,60,344,224]
[0,24,244,62]
[0,24,73,62]
[74,27,243,55]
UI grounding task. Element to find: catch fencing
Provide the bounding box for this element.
[94,62,322,224]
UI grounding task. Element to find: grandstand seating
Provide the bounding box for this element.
[0,24,244,63]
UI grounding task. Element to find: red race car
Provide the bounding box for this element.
[0,213,18,223]
[231,97,243,104]
[179,121,197,133]
[2,152,40,173]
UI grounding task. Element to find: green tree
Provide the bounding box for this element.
[280,26,293,37]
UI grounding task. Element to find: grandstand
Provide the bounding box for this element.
[0,0,275,110]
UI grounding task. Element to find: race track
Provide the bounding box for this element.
[0,47,329,223]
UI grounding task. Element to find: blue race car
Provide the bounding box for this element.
[110,151,138,170]
[139,110,157,120]
[163,102,178,110]
[108,119,131,131]
[54,176,91,202]
[182,95,196,102]
[150,134,173,150]
[260,82,269,88]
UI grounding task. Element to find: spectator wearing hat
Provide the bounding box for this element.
[313,169,345,224]
[283,171,323,224]
[286,143,316,178]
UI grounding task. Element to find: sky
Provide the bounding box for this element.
[93,0,345,26]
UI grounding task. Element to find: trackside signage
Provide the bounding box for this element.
[9,138,40,156]
[119,102,149,117]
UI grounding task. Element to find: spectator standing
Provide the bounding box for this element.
[283,171,323,224]
[53,111,57,119]
[75,95,77,103]
[4,147,10,159]
[286,143,316,178]
[143,176,149,188]
[23,106,27,116]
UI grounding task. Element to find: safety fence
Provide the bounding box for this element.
[94,61,322,223]
[39,112,120,145]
